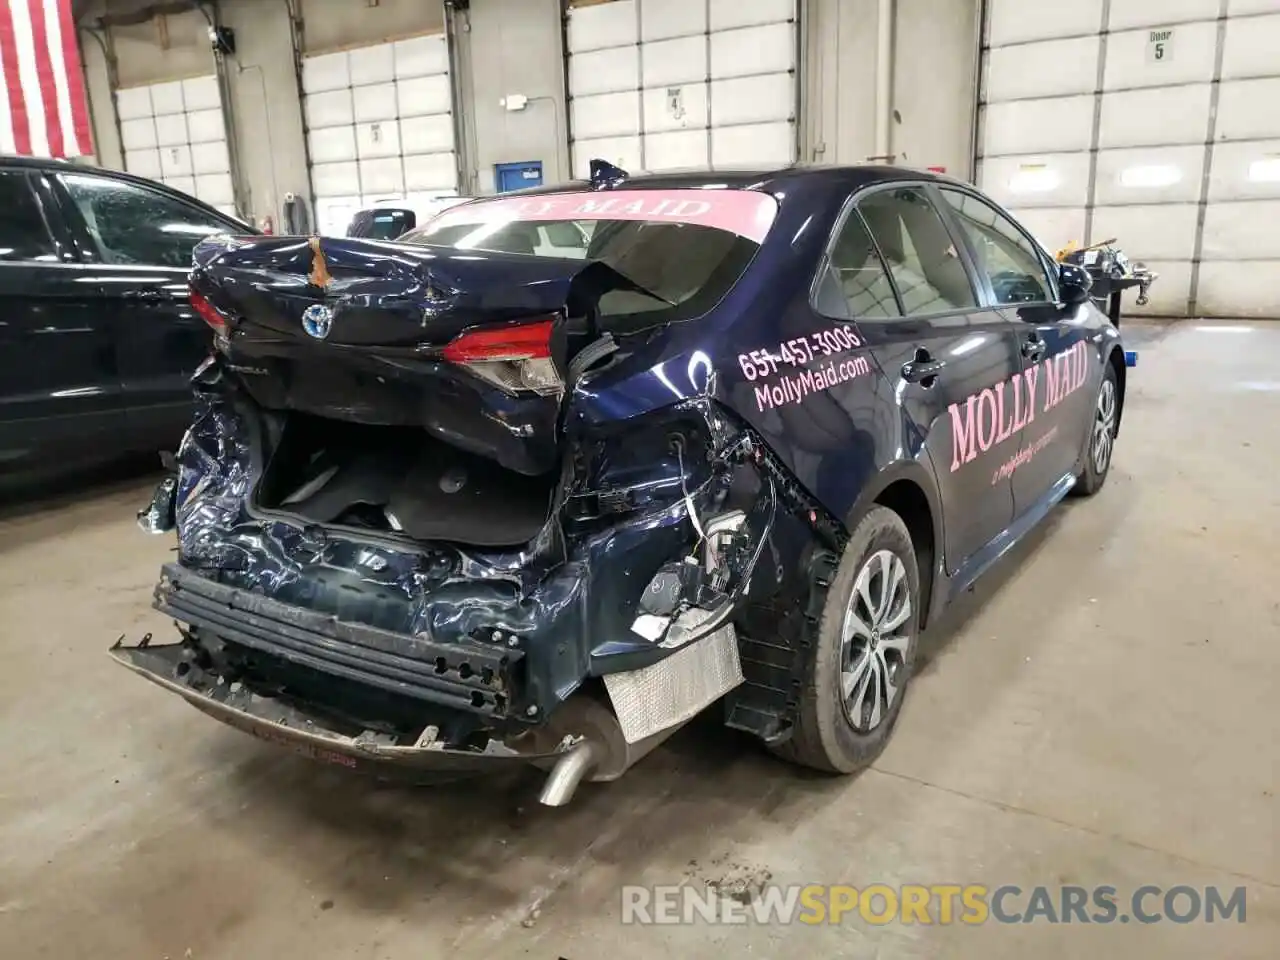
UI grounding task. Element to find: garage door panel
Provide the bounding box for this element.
[313,161,360,196]
[166,175,197,198]
[986,0,1102,46]
[404,152,456,192]
[986,38,1099,101]
[303,52,350,93]
[1216,79,1280,141]
[191,140,231,176]
[186,108,225,144]
[354,83,399,123]
[195,172,235,207]
[570,45,639,96]
[150,80,185,115]
[358,157,404,196]
[568,0,637,53]
[394,35,449,80]
[573,91,642,139]
[572,136,642,178]
[1090,203,1201,260]
[1202,200,1280,259]
[1093,145,1206,205]
[1098,84,1211,149]
[307,89,354,129]
[711,75,793,127]
[356,120,401,159]
[1229,0,1279,13]
[1004,207,1088,254]
[1209,140,1280,201]
[981,95,1093,156]
[154,113,188,148]
[309,126,357,164]
[710,24,794,80]
[124,148,162,180]
[1222,14,1280,80]
[644,129,708,170]
[640,0,704,41]
[115,86,152,121]
[709,0,792,31]
[349,42,396,87]
[1105,22,1218,89]
[642,84,707,132]
[710,121,792,167]
[1126,260,1192,315]
[397,76,452,118]
[400,115,454,155]
[1108,0,1219,30]
[1196,260,1280,317]
[181,75,221,112]
[121,117,157,151]
[642,35,706,87]
[980,154,1093,208]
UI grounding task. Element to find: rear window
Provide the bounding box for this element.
[398,188,778,324]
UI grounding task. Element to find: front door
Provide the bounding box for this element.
[935,187,1097,513]
[840,185,1026,571]
[0,169,124,471]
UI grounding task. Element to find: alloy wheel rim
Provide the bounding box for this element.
[1092,379,1116,474]
[840,550,912,733]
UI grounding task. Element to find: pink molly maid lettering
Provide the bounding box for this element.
[948,340,1089,473]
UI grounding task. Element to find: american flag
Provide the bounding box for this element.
[0,0,93,158]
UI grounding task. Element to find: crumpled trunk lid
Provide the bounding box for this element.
[189,235,612,476]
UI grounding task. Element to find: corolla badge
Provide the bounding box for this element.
[301,303,334,340]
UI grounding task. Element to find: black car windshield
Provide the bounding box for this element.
[397,188,778,323]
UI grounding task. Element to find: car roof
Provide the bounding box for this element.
[0,153,253,229]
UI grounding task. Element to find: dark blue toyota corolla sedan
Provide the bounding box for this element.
[116,162,1125,805]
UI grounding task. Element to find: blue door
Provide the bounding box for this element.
[495,161,543,193]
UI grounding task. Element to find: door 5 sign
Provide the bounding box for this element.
[1147,28,1174,63]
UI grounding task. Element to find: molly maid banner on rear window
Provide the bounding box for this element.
[423,189,780,244]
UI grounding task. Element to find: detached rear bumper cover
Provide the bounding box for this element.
[109,641,569,775]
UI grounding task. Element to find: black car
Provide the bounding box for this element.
[116,163,1125,806]
[0,157,252,481]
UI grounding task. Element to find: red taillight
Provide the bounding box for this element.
[439,317,561,396]
[441,318,553,363]
[190,288,229,334]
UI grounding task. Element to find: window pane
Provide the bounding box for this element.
[60,173,229,268]
[0,171,57,262]
[939,190,1053,305]
[826,209,900,319]
[858,187,977,315]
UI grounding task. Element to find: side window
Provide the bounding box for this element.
[938,189,1054,305]
[858,187,978,315]
[58,173,230,268]
[820,208,901,319]
[0,171,58,262]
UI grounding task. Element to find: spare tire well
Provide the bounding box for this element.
[873,480,936,630]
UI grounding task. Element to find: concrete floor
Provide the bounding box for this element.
[0,320,1276,959]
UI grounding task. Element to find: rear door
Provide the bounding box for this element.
[50,171,241,454]
[0,168,124,470]
[935,187,1093,512]
[832,184,1025,572]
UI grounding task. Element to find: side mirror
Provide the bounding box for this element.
[1058,262,1093,305]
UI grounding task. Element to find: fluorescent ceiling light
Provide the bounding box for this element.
[1120,164,1181,188]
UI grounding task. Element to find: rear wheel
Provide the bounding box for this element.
[1073,362,1118,497]
[772,506,920,773]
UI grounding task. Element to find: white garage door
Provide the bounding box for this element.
[303,34,459,236]
[978,0,1280,318]
[566,0,797,177]
[115,75,237,216]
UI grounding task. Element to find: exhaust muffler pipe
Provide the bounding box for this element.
[538,740,597,807]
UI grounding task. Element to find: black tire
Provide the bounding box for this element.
[771,506,920,774]
[1073,360,1119,497]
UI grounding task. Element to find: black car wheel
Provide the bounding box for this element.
[773,505,920,774]
[1073,361,1118,497]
